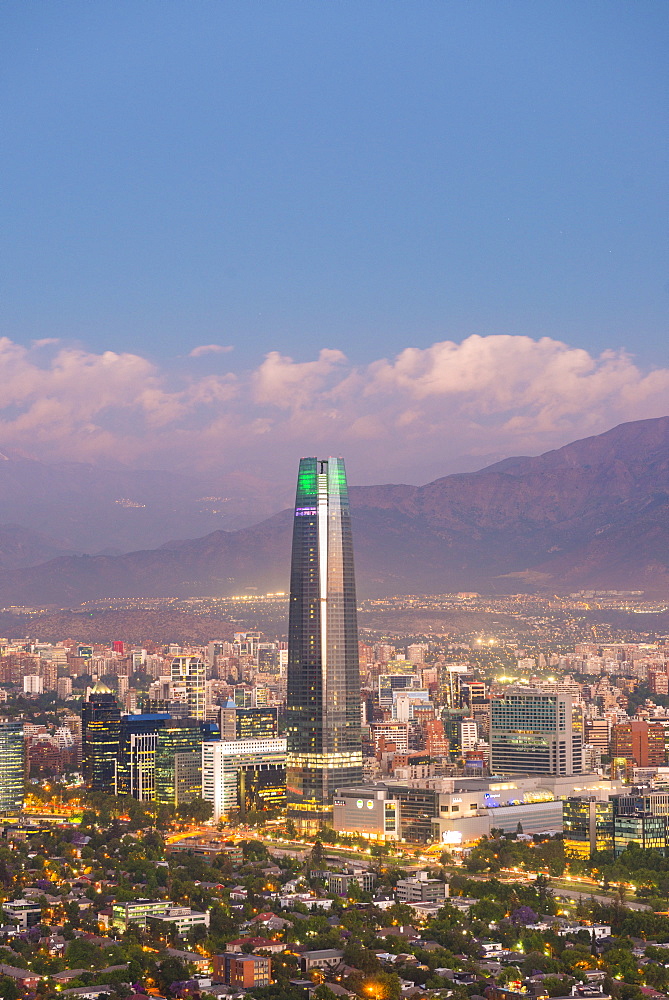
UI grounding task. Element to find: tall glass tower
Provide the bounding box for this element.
[81,681,121,794]
[0,720,24,813]
[286,456,363,830]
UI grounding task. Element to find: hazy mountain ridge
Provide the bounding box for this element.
[0,458,291,554]
[0,416,668,604]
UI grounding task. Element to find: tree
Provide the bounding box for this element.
[155,956,190,993]
[0,978,19,1000]
[178,796,213,823]
[311,840,325,868]
[314,987,338,1000]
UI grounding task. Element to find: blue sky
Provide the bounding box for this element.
[0,2,667,483]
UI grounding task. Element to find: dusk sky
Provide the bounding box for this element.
[1,2,667,486]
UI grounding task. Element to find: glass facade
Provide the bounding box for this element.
[286,457,363,828]
[154,719,204,806]
[491,690,582,776]
[0,720,24,813]
[116,713,170,800]
[614,813,669,856]
[563,797,614,858]
[81,683,121,793]
[237,707,278,740]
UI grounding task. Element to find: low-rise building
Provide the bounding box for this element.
[299,949,345,973]
[214,952,272,988]
[395,871,448,904]
[165,946,212,972]
[225,936,285,955]
[111,898,209,936]
[3,898,42,929]
[0,963,41,989]
[311,869,376,894]
[147,905,210,937]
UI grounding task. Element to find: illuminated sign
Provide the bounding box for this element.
[356,799,363,809]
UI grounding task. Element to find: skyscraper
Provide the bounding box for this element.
[202,737,287,821]
[115,713,170,800]
[491,688,583,776]
[0,720,24,813]
[155,718,208,808]
[81,680,121,793]
[171,656,205,720]
[286,456,363,829]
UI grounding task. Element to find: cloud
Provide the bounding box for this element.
[188,344,234,357]
[0,334,666,483]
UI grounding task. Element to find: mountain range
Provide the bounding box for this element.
[0,456,291,558]
[0,415,668,605]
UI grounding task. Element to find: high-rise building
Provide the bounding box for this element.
[490,689,583,776]
[0,720,24,812]
[202,738,287,821]
[23,675,43,695]
[155,718,206,807]
[286,457,363,829]
[611,720,666,767]
[219,702,278,741]
[116,713,170,800]
[171,656,205,720]
[459,719,479,753]
[81,681,121,793]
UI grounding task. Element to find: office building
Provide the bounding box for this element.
[155,718,205,807]
[396,871,448,904]
[378,672,416,709]
[0,720,24,812]
[171,656,205,720]
[111,899,209,935]
[611,721,666,767]
[202,738,287,821]
[219,702,278,741]
[115,713,170,800]
[311,869,376,894]
[563,798,614,858]
[81,681,121,793]
[491,689,583,776]
[613,797,669,856]
[442,708,472,752]
[286,457,363,829]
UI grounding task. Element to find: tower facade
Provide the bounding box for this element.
[0,720,24,813]
[491,688,583,776]
[81,681,121,793]
[286,456,363,829]
[171,656,205,720]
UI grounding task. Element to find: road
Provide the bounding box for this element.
[548,885,650,911]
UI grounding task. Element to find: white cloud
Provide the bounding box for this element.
[188,344,234,357]
[0,334,665,482]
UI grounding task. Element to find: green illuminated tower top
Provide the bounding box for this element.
[286,456,362,830]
